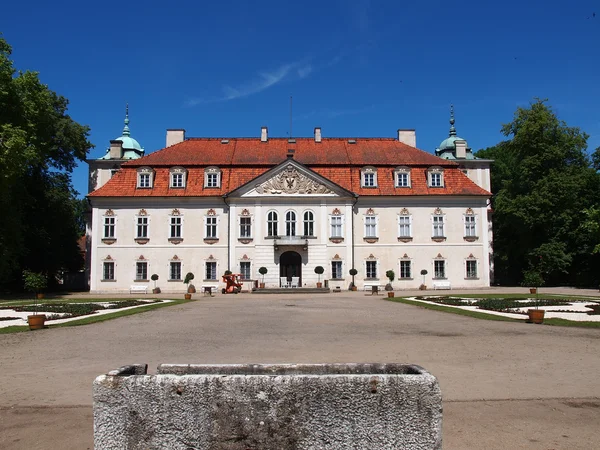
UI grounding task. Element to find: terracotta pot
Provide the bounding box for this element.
[27,314,46,330]
[387,292,395,298]
[527,309,545,324]
[317,282,323,288]
[259,283,265,289]
[351,286,357,291]
[184,293,192,300]
[529,288,537,294]
[152,288,161,294]
[187,285,196,294]
[36,293,44,299]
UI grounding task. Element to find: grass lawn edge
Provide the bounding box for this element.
[387,297,600,328]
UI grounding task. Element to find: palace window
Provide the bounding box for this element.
[330,216,343,238]
[361,167,378,188]
[395,167,411,188]
[136,262,148,281]
[103,262,115,280]
[205,261,217,280]
[331,261,343,279]
[205,216,217,239]
[169,261,182,280]
[136,217,148,238]
[267,211,278,237]
[434,260,446,279]
[303,211,314,237]
[432,215,444,238]
[104,217,115,238]
[240,261,251,280]
[400,260,411,279]
[366,261,377,279]
[398,215,411,238]
[285,211,296,236]
[170,168,187,188]
[170,217,182,238]
[466,260,478,279]
[137,167,153,188]
[204,167,221,188]
[464,215,477,237]
[240,217,252,238]
[428,167,444,188]
[365,216,377,238]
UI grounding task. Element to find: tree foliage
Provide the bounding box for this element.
[0,36,92,288]
[476,99,600,287]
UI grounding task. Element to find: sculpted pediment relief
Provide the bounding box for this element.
[255,164,334,195]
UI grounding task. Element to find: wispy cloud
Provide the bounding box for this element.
[185,60,312,106]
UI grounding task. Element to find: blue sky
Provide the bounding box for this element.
[3,0,600,197]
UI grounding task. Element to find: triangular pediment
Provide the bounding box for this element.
[230,159,353,198]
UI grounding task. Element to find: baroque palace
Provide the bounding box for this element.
[86,108,492,293]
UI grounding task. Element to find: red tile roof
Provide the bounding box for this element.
[89,138,490,198]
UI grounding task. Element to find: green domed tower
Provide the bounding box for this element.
[435,105,474,160]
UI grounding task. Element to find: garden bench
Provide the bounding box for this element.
[202,284,219,296]
[433,281,451,290]
[129,285,148,294]
[363,283,383,292]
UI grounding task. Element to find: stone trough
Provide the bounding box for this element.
[93,363,442,449]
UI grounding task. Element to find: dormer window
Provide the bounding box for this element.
[395,167,411,188]
[361,167,377,188]
[205,167,221,188]
[137,167,153,188]
[170,167,187,188]
[428,167,444,188]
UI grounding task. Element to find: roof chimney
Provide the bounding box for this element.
[314,127,322,143]
[455,139,467,159]
[261,126,268,142]
[109,140,123,159]
[397,129,416,147]
[166,129,185,147]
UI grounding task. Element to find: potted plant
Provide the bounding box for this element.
[314,266,324,288]
[419,269,428,290]
[23,270,48,330]
[385,270,395,298]
[184,272,195,299]
[349,268,358,291]
[522,270,545,324]
[151,274,160,294]
[258,267,268,288]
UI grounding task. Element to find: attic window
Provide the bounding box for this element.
[204,166,221,188]
[137,167,153,188]
[361,166,378,188]
[348,139,357,144]
[394,166,411,188]
[170,167,187,188]
[427,167,444,188]
[288,139,296,143]
[221,139,229,144]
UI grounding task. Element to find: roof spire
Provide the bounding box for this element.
[449,104,456,137]
[122,103,130,137]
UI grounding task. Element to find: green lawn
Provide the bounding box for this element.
[388,297,600,328]
[0,298,191,334]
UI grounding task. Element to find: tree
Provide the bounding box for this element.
[476,99,600,287]
[0,36,92,287]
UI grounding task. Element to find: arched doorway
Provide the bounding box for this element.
[280,251,302,287]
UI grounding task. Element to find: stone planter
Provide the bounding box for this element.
[93,363,442,449]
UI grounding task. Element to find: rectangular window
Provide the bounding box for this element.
[434,260,446,279]
[396,172,409,187]
[139,173,151,188]
[366,261,377,279]
[400,260,411,279]
[136,262,148,280]
[465,216,476,237]
[433,215,444,238]
[398,216,411,238]
[240,217,251,238]
[240,261,251,280]
[331,261,342,279]
[103,262,115,280]
[363,173,375,187]
[430,172,442,187]
[330,216,343,238]
[137,217,148,238]
[169,261,181,280]
[103,217,115,238]
[206,173,218,188]
[170,217,182,238]
[466,260,477,279]
[206,217,217,238]
[365,216,377,237]
[171,173,183,188]
[205,261,217,280]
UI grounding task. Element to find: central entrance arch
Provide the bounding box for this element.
[279,251,302,287]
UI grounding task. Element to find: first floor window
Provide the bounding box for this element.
[170,217,182,238]
[366,261,377,279]
[303,211,314,236]
[137,217,148,238]
[365,216,377,237]
[104,217,115,238]
[240,217,251,238]
[267,211,278,237]
[136,262,148,280]
[206,217,217,238]
[465,215,476,237]
[434,260,446,279]
[400,260,411,279]
[331,261,342,279]
[103,262,115,280]
[466,260,477,278]
[398,216,411,238]
[240,261,251,280]
[433,215,444,237]
[205,261,217,280]
[330,216,342,238]
[170,262,182,280]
